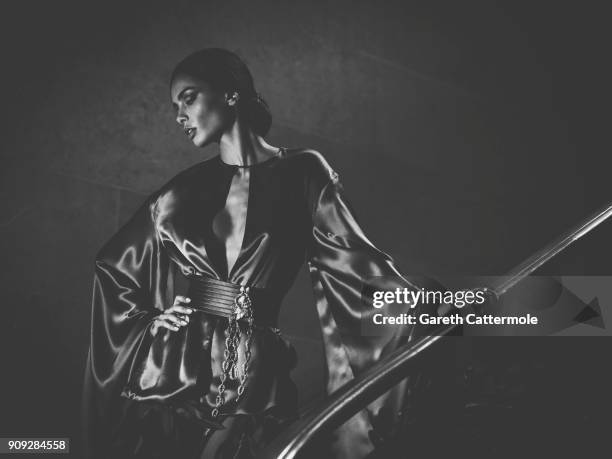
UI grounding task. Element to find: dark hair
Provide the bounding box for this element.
[170,48,272,137]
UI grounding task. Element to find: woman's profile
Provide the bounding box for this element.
[82,48,424,459]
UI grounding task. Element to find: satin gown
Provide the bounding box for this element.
[81,148,425,459]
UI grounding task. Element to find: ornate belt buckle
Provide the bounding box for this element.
[233,285,252,320]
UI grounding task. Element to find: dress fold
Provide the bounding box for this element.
[83,148,422,458]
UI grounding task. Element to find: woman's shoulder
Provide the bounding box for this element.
[282,147,340,184]
[95,157,219,263]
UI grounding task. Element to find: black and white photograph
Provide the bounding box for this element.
[1,1,610,458]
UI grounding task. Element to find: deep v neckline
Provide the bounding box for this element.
[211,147,286,281]
[217,168,251,279]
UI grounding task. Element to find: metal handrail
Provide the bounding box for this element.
[260,201,612,459]
[260,325,454,459]
[495,202,612,296]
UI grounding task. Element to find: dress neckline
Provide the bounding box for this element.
[217,147,286,168]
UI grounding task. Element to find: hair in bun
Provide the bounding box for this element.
[238,92,272,139]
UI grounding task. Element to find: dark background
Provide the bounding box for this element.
[0,1,610,456]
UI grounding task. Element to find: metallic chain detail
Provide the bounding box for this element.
[211,285,253,418]
[237,305,253,399]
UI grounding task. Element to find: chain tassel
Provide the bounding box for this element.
[211,286,254,418]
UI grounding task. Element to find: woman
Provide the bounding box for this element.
[82,48,426,459]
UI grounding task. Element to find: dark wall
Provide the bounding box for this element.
[1,1,610,456]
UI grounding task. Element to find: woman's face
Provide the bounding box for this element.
[170,73,234,147]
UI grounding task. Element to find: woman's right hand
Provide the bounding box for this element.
[150,295,194,337]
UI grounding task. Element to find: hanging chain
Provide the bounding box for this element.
[211,285,254,418]
[237,305,254,400]
[211,317,237,418]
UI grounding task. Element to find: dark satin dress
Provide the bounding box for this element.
[82,148,423,459]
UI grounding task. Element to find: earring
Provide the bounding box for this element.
[228,92,240,105]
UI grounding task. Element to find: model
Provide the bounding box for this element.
[82,48,422,459]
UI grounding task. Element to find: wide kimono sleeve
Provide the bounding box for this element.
[304,152,428,459]
[81,192,175,459]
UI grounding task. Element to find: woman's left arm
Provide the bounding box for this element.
[304,151,433,458]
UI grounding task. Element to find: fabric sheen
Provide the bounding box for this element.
[82,148,422,459]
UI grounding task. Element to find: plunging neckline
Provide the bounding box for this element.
[213,147,286,280]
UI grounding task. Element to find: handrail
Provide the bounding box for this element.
[260,201,612,459]
[494,202,612,296]
[260,325,454,459]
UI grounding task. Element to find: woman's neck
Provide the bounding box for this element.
[218,120,278,166]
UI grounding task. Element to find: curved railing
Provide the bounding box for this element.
[260,202,612,459]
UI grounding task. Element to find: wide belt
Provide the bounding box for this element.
[185,275,281,418]
[186,276,280,328]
